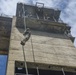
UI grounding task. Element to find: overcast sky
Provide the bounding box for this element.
[0,0,76,75]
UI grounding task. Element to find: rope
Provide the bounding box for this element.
[30,34,40,75]
[22,4,28,75]
[30,35,35,62]
[23,3,39,75]
[22,45,28,75]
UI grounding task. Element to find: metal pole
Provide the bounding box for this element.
[22,45,28,75]
[62,68,65,75]
[37,67,40,75]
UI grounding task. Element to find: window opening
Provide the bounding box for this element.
[15,61,76,75]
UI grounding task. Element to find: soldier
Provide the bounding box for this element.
[21,28,31,46]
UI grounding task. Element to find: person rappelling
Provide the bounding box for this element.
[20,28,31,46]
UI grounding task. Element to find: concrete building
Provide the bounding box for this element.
[0,16,12,55]
[0,2,76,75]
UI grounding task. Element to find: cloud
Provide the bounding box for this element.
[74,38,76,46]
[60,0,76,47]
[0,0,33,16]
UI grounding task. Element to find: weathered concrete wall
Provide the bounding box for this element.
[16,17,68,34]
[0,16,12,54]
[6,17,76,75]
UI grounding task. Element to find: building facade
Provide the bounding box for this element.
[0,16,12,55]
[3,2,76,75]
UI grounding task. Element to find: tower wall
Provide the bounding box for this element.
[6,16,76,75]
[0,16,12,55]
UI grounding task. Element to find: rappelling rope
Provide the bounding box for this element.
[30,34,40,75]
[22,3,29,75]
[30,35,35,62]
[23,2,40,75]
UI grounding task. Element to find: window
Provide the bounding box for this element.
[15,61,76,75]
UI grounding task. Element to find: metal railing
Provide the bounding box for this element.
[0,13,13,18]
